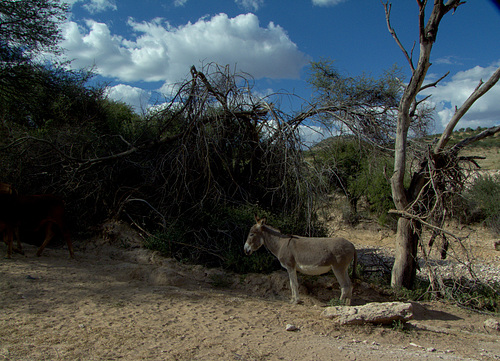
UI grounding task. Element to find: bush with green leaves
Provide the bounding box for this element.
[464,174,500,234]
[144,203,327,274]
[311,137,396,227]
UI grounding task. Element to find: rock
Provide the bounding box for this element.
[286,324,299,331]
[494,240,500,251]
[484,318,500,331]
[101,220,144,249]
[322,302,413,325]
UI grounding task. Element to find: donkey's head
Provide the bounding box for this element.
[244,216,266,255]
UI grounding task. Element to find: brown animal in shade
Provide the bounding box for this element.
[0,183,74,258]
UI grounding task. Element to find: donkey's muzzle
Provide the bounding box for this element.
[243,243,253,256]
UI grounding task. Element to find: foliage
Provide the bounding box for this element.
[310,136,396,226]
[368,264,499,313]
[0,0,69,104]
[308,59,431,145]
[144,203,326,274]
[452,127,500,149]
[102,99,143,139]
[133,64,326,224]
[463,174,500,234]
[327,298,344,307]
[0,0,68,56]
[1,63,328,272]
[444,280,499,313]
[1,65,106,130]
[309,60,401,109]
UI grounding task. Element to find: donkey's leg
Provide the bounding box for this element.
[4,228,13,258]
[13,227,24,255]
[286,267,301,304]
[332,266,353,305]
[36,222,55,257]
[61,225,74,259]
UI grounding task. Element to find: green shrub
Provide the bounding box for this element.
[311,137,395,227]
[144,224,187,258]
[442,279,499,313]
[393,276,499,313]
[143,203,327,274]
[464,174,500,234]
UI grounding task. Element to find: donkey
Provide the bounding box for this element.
[244,216,357,305]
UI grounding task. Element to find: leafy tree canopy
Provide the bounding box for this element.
[308,59,433,145]
[0,0,68,59]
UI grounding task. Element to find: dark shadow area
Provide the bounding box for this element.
[411,302,463,322]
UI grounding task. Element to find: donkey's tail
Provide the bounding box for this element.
[351,248,359,280]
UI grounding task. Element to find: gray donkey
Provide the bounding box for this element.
[244,216,357,305]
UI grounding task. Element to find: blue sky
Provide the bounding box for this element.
[58,0,500,141]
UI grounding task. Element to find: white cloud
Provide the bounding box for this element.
[299,124,325,147]
[421,63,500,132]
[61,20,134,75]
[311,0,346,6]
[84,0,116,13]
[106,84,151,113]
[64,0,117,13]
[59,13,309,85]
[433,55,464,66]
[235,0,264,12]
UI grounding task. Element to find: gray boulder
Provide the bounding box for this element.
[322,302,413,325]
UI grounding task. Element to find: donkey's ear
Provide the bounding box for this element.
[254,214,259,223]
[260,217,267,225]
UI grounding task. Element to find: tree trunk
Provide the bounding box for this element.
[391,217,420,288]
[385,1,493,289]
[388,0,444,289]
[390,52,429,288]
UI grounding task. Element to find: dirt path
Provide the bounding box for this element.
[1,235,499,360]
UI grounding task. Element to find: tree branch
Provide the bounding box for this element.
[434,66,500,153]
[388,209,462,241]
[450,125,500,156]
[382,1,414,72]
[419,71,450,92]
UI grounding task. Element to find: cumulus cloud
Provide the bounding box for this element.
[299,124,326,147]
[106,84,151,113]
[64,0,117,13]
[84,0,116,13]
[421,63,500,132]
[311,0,346,6]
[59,13,310,85]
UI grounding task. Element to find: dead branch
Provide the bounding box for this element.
[388,209,462,241]
[450,125,500,156]
[419,71,450,92]
[118,197,167,228]
[382,1,414,72]
[434,66,500,153]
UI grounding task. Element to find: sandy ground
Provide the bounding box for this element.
[1,225,500,361]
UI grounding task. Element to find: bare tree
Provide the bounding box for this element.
[383,1,500,289]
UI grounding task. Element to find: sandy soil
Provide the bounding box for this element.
[1,225,499,361]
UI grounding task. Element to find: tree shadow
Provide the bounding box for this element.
[410,302,462,321]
